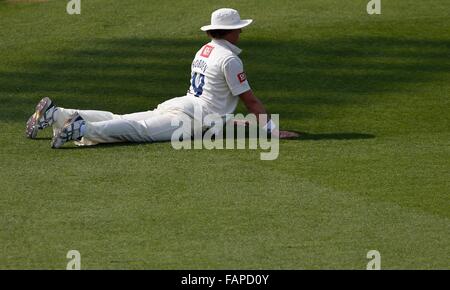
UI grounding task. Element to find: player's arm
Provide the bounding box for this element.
[239,89,277,133]
[239,89,267,120]
[224,57,275,132]
[239,91,301,138]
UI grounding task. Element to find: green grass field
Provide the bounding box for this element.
[0,0,449,269]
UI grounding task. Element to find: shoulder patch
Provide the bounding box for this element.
[237,72,247,83]
[200,45,215,58]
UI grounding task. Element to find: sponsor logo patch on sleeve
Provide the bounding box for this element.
[237,72,247,83]
[200,45,214,58]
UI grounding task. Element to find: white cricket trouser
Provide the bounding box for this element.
[53,96,209,145]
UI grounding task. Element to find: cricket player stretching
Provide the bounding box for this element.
[26,8,293,148]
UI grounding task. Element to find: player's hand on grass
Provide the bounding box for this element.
[277,130,300,139]
[233,119,300,139]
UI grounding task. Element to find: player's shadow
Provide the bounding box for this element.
[55,142,147,150]
[284,132,376,141]
[50,130,376,149]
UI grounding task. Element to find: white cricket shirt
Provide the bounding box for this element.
[187,39,251,116]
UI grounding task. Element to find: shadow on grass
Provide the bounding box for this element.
[56,142,148,150]
[1,36,449,133]
[287,132,376,141]
[49,131,375,150]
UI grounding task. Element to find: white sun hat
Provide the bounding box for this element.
[200,8,253,31]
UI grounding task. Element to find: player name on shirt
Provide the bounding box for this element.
[192,59,208,73]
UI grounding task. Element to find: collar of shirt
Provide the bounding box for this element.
[211,39,242,55]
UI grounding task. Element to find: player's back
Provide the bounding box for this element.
[188,39,251,116]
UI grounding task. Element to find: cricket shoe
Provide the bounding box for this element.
[25,97,57,139]
[51,113,86,149]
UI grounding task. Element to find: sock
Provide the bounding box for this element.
[79,122,86,137]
